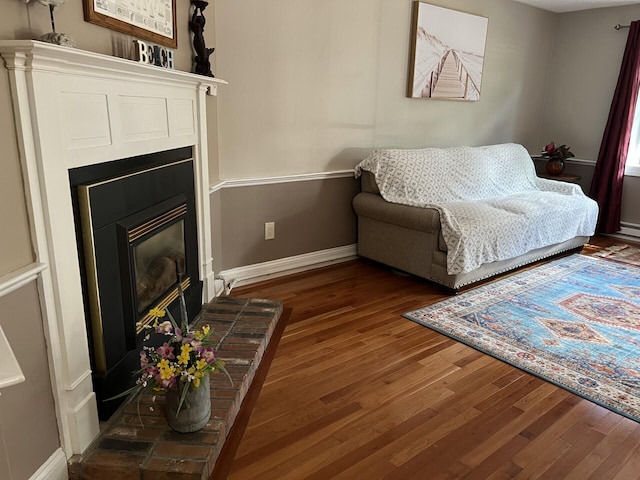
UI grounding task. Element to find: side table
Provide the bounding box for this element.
[537,173,581,184]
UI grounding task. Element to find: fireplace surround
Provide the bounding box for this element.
[0,41,225,456]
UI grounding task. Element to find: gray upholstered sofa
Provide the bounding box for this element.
[352,144,598,291]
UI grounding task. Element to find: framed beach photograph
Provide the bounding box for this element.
[83,0,177,49]
[408,2,488,101]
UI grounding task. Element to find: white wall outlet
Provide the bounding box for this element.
[265,221,275,240]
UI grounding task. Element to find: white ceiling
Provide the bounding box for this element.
[512,0,640,13]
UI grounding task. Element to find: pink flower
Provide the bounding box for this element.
[544,142,556,156]
[156,342,175,359]
[140,350,149,367]
[199,346,218,364]
[155,321,173,335]
[173,327,183,342]
[154,375,175,389]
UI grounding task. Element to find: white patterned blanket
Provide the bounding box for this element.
[354,144,599,274]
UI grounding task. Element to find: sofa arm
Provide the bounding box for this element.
[535,177,583,195]
[353,192,441,233]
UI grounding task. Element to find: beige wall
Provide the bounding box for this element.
[540,4,640,227]
[0,71,32,276]
[214,0,557,179]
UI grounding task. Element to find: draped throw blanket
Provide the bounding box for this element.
[354,144,599,275]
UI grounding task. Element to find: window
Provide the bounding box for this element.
[625,93,640,176]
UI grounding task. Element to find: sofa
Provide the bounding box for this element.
[352,143,599,290]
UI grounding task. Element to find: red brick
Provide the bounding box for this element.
[152,442,215,462]
[80,451,144,480]
[69,297,282,479]
[142,457,207,480]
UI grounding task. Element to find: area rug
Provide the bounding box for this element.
[592,244,640,267]
[404,254,640,422]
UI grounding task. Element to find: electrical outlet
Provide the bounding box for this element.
[265,221,275,240]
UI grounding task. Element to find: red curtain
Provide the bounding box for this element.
[589,20,640,233]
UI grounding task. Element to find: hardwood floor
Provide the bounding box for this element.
[225,237,640,479]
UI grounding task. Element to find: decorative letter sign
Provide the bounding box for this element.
[134,40,174,69]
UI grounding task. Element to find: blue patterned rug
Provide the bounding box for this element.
[404,254,640,422]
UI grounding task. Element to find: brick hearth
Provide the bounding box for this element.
[68,297,283,480]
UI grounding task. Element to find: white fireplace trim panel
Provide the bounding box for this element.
[0,40,225,457]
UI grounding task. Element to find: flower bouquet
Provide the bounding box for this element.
[109,280,229,430]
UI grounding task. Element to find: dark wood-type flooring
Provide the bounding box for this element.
[222,236,640,479]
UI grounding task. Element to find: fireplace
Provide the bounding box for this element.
[0,41,225,454]
[70,147,202,419]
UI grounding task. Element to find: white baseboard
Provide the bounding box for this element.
[30,448,68,480]
[213,278,225,297]
[618,222,640,239]
[218,244,357,289]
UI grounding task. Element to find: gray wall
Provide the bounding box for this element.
[219,177,360,270]
[0,284,60,480]
[539,4,640,226]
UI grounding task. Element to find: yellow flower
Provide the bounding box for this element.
[157,359,176,380]
[177,343,193,365]
[195,325,211,340]
[196,359,207,370]
[149,307,166,318]
[149,307,166,326]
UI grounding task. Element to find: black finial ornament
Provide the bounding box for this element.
[190,0,215,77]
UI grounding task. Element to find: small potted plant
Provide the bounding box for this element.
[542,142,575,175]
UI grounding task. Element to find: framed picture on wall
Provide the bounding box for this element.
[83,0,178,49]
[408,2,488,101]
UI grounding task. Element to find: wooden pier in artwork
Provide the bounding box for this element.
[427,50,480,100]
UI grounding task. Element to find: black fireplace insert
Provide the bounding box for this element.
[70,147,203,419]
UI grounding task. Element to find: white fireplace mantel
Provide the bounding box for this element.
[0,40,225,457]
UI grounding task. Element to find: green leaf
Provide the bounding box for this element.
[176,380,191,416]
[103,384,142,401]
[177,280,189,330]
[165,309,181,332]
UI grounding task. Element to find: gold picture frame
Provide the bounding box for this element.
[83,0,178,49]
